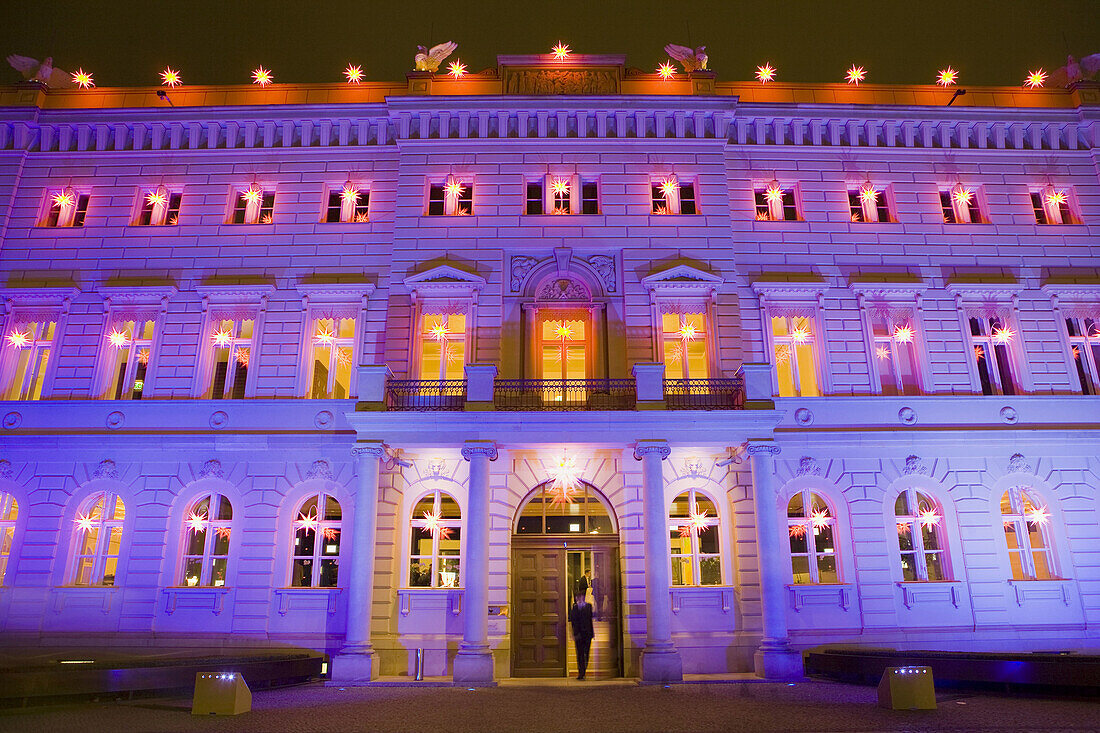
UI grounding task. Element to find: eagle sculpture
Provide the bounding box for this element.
[1049,53,1100,87]
[664,44,708,72]
[6,55,75,88]
[414,42,458,73]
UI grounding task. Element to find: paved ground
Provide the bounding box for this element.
[2,679,1098,732]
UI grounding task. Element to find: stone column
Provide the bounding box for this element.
[453,440,497,684]
[331,441,385,682]
[634,439,682,682]
[747,441,803,679]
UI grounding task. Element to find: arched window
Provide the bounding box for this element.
[787,490,839,584]
[291,492,342,588]
[515,481,615,535]
[894,489,948,581]
[669,489,722,586]
[1001,487,1057,580]
[181,493,233,587]
[71,492,125,586]
[0,491,19,585]
[408,491,461,588]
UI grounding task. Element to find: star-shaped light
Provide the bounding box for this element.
[314,325,335,345]
[896,521,911,536]
[789,523,808,539]
[893,325,914,343]
[936,67,958,87]
[337,347,353,366]
[658,176,679,200]
[211,329,232,347]
[687,509,709,534]
[187,510,207,533]
[75,513,95,533]
[918,508,941,530]
[755,63,776,84]
[992,326,1014,344]
[666,344,683,363]
[554,322,574,340]
[295,511,318,533]
[764,182,785,205]
[810,508,830,530]
[756,211,770,221]
[859,185,879,205]
[551,42,571,61]
[252,66,273,86]
[1025,504,1050,525]
[447,60,467,79]
[242,186,262,206]
[444,179,464,199]
[653,205,670,216]
[774,344,791,365]
[52,191,75,208]
[1044,189,1067,208]
[354,211,369,223]
[1024,69,1046,89]
[850,212,861,223]
[421,508,452,539]
[951,186,973,206]
[168,215,179,225]
[550,453,582,498]
[6,330,30,348]
[160,67,182,87]
[429,322,449,341]
[215,526,232,540]
[322,527,340,541]
[790,325,811,344]
[875,346,890,361]
[72,68,95,89]
[974,345,985,361]
[138,348,150,365]
[344,64,364,84]
[550,177,571,197]
[146,190,167,208]
[442,343,462,365]
[657,61,676,80]
[679,321,698,342]
[108,329,129,347]
[340,184,360,205]
[845,65,866,85]
[234,347,250,367]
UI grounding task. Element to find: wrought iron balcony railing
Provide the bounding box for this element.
[493,378,637,411]
[664,377,745,410]
[386,379,467,411]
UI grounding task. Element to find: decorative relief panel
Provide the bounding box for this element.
[503,68,619,95]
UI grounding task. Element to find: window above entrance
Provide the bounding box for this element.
[515,482,616,535]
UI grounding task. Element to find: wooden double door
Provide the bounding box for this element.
[510,537,621,678]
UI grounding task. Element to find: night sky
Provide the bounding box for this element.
[2,0,1098,88]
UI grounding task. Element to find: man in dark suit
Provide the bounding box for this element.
[568,591,594,680]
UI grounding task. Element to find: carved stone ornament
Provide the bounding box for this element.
[683,457,705,476]
[2,411,21,430]
[462,442,499,462]
[503,68,619,95]
[999,406,1019,425]
[105,411,125,430]
[746,443,781,456]
[510,256,540,292]
[0,459,13,480]
[209,410,229,429]
[903,455,928,475]
[796,456,821,476]
[536,277,591,301]
[426,458,447,477]
[199,459,224,479]
[352,443,387,459]
[92,459,120,480]
[898,406,918,426]
[306,459,334,480]
[314,410,335,429]
[633,442,671,461]
[1007,453,1032,474]
[794,408,814,426]
[586,255,617,293]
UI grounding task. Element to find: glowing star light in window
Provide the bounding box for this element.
[108,329,129,347]
[295,511,318,534]
[893,325,914,343]
[186,511,207,534]
[875,346,890,361]
[447,60,467,79]
[421,508,452,540]
[146,190,167,208]
[444,179,464,199]
[1044,189,1067,208]
[790,324,811,344]
[859,185,879,205]
[845,65,866,85]
[551,42,571,61]
[678,320,697,342]
[1025,504,1050,525]
[344,64,363,84]
[549,452,581,505]
[951,186,973,206]
[160,67,182,87]
[657,61,676,80]
[211,328,232,347]
[659,177,679,199]
[75,513,95,533]
[1024,69,1046,88]
[429,322,449,342]
[553,322,574,340]
[6,330,30,348]
[936,67,958,87]
[234,347,250,367]
[550,177,571,197]
[756,211,770,221]
[764,183,785,205]
[252,66,273,86]
[137,348,150,365]
[241,186,262,206]
[918,508,941,530]
[322,526,339,541]
[215,526,231,541]
[992,326,1014,344]
[314,325,335,346]
[755,63,776,83]
[974,345,985,361]
[52,191,75,208]
[340,184,360,205]
[71,68,95,88]
[788,523,807,539]
[810,508,830,530]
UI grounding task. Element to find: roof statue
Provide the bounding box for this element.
[1049,53,1100,87]
[6,54,75,88]
[414,42,458,73]
[664,44,708,72]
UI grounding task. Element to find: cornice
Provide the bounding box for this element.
[750,281,827,299]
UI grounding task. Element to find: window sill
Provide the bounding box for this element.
[397,587,463,616]
[670,585,736,614]
[162,586,232,615]
[896,580,962,609]
[274,587,342,615]
[50,586,116,614]
[787,583,853,611]
[1007,578,1071,607]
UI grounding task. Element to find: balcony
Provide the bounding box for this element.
[385,380,467,411]
[664,378,745,410]
[494,379,637,411]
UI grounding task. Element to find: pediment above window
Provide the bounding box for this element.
[641,264,723,302]
[403,265,486,301]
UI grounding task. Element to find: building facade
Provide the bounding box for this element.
[0,55,1098,683]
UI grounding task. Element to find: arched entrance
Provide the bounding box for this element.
[510,481,622,678]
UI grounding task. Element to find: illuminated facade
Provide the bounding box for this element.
[0,55,1098,683]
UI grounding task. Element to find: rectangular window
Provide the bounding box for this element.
[581,180,599,214]
[940,185,981,224]
[427,179,473,216]
[540,317,587,380]
[525,182,544,215]
[847,187,892,223]
[308,317,355,398]
[651,178,696,215]
[42,191,89,227]
[661,312,708,379]
[207,319,253,399]
[136,191,182,226]
[968,316,1016,395]
[325,187,370,223]
[1065,316,1100,395]
[419,313,466,380]
[772,316,819,397]
[871,314,920,396]
[754,185,798,221]
[103,319,155,400]
[230,188,275,224]
[3,321,56,400]
[1031,189,1076,225]
[525,176,598,215]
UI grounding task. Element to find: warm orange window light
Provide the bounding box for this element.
[541,318,586,380]
[772,316,819,397]
[420,313,466,380]
[662,313,708,379]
